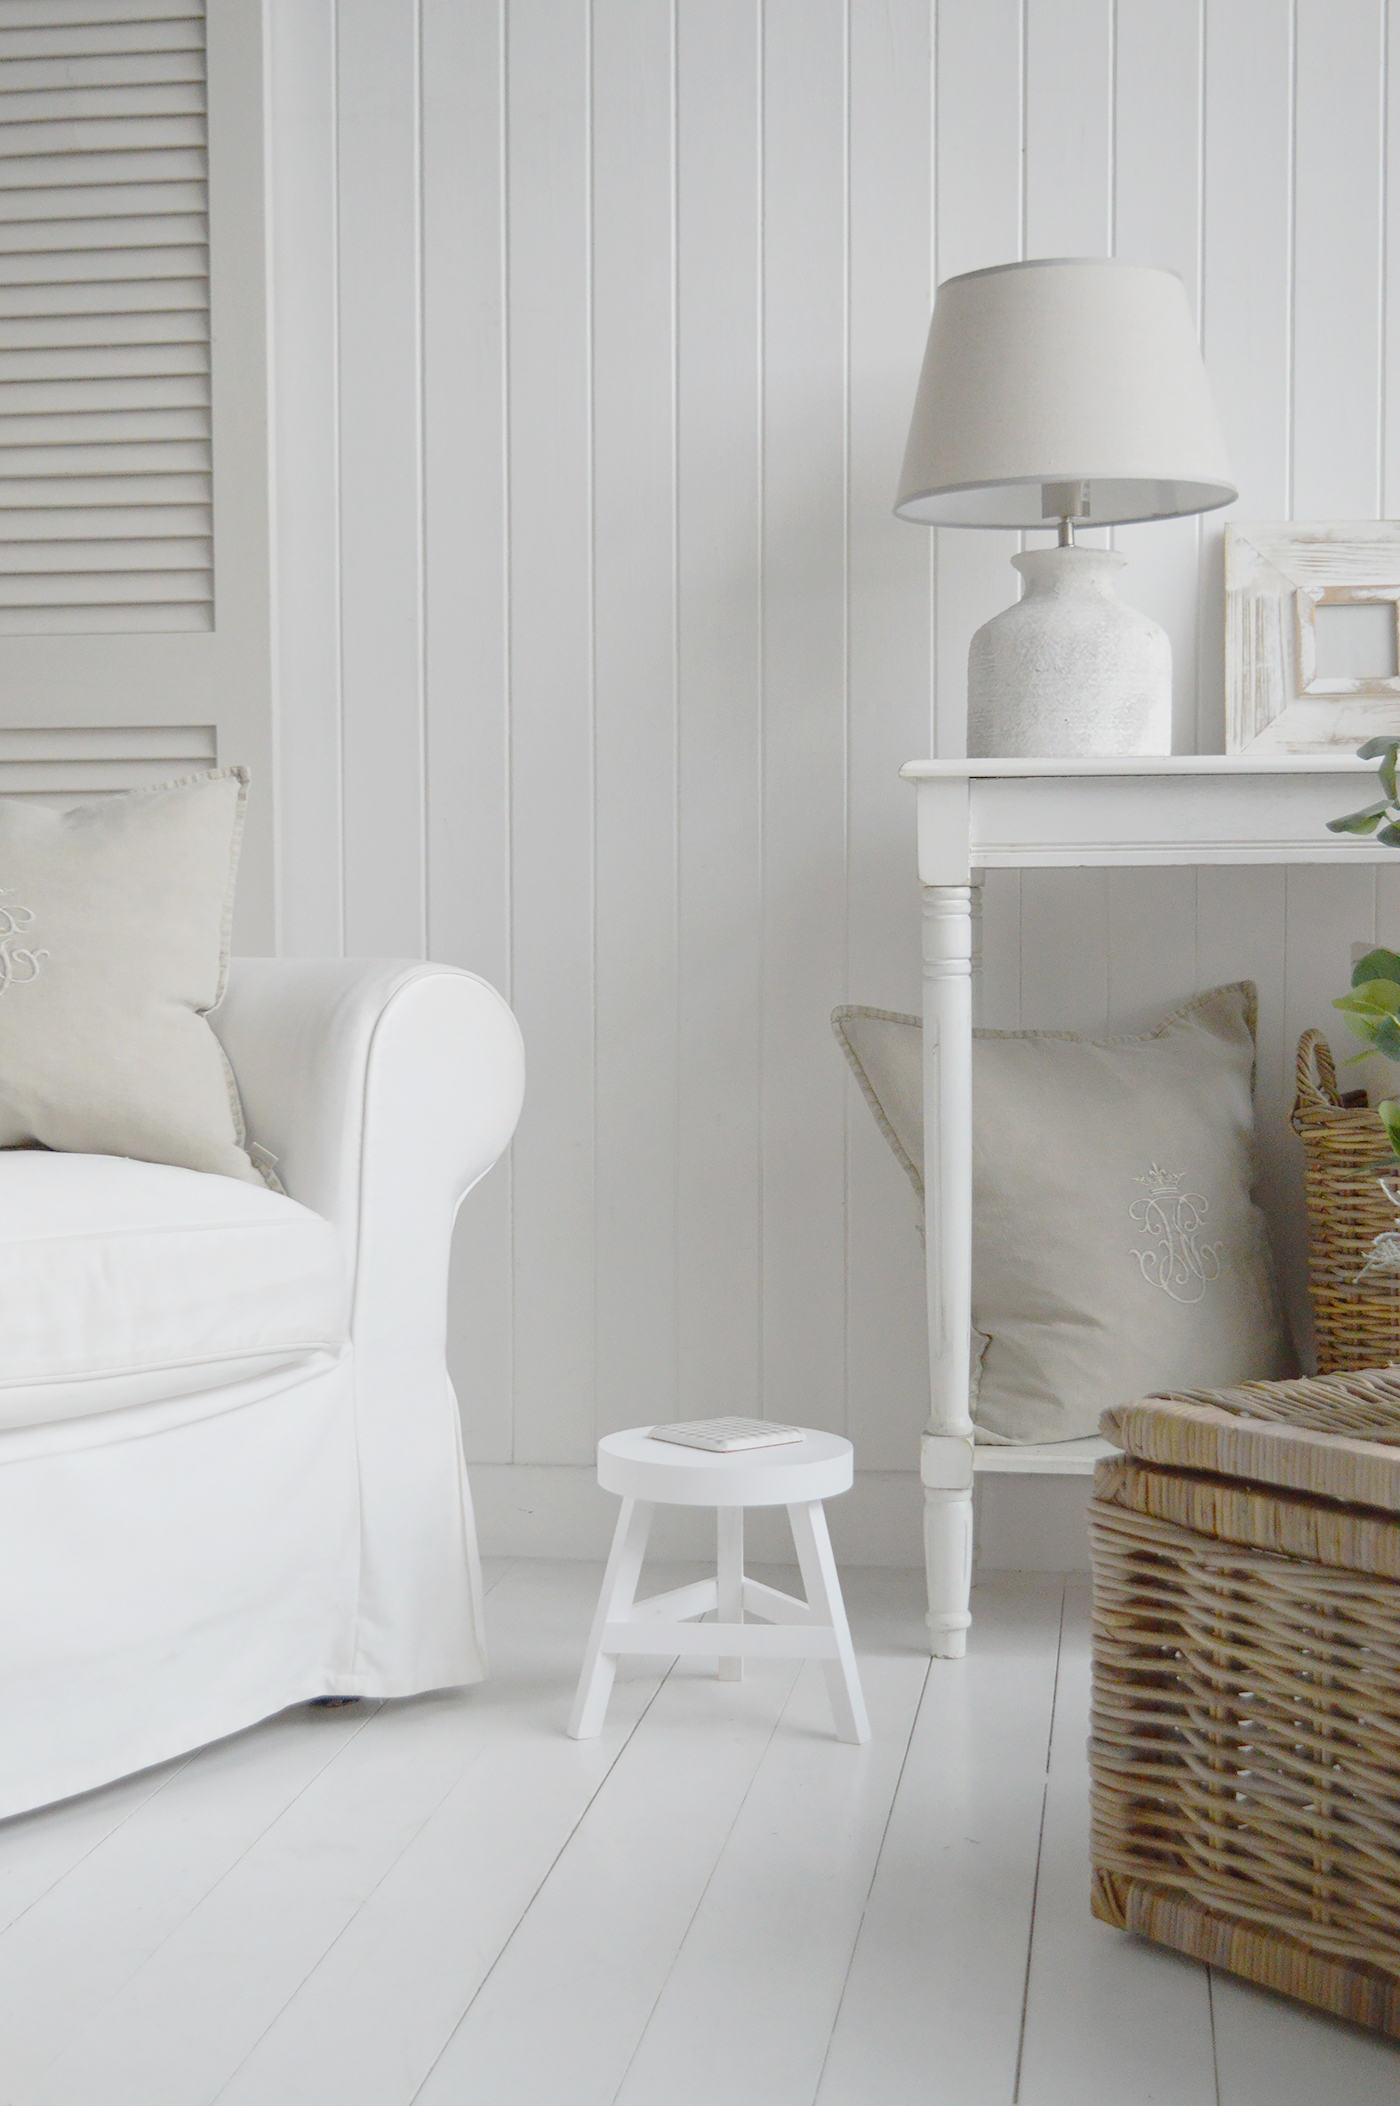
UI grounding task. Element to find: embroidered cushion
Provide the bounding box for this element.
[832,984,1294,1443]
[0,769,266,1185]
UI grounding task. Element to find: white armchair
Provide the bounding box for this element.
[0,959,524,1820]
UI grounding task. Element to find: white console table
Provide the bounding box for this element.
[902,753,1387,1657]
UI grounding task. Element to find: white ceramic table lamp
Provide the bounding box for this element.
[895,258,1236,757]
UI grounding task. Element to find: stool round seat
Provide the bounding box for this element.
[570,1423,869,1745]
[598,1426,853,1508]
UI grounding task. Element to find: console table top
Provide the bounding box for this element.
[903,751,1389,881]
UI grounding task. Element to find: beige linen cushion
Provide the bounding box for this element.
[832,984,1294,1443]
[0,768,266,1185]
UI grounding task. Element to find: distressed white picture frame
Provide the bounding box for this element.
[1225,522,1400,751]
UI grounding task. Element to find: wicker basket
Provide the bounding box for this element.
[1292,1030,1400,1371]
[1090,1371,1400,2036]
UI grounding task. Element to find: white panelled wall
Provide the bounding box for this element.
[267,1,1400,1569]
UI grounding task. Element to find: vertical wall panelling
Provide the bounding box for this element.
[932,0,1023,760]
[422,0,509,992]
[1022,0,1112,259]
[336,0,426,955]
[1381,1,1389,509]
[1019,870,1109,1033]
[1292,0,1385,519]
[976,869,1022,1032]
[1112,0,1204,755]
[845,0,935,1471]
[675,0,763,1419]
[269,0,343,957]
[507,0,597,1464]
[268,0,1400,1555]
[591,0,679,1438]
[1105,869,1197,1035]
[424,0,515,1465]
[1198,0,1294,748]
[760,0,848,1434]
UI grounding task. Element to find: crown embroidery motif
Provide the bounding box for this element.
[0,891,46,997]
[1130,1163,1222,1305]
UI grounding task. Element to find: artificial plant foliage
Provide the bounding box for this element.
[1332,739,1400,1152]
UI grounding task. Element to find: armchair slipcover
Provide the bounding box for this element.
[0,959,524,1820]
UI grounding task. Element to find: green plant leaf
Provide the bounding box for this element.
[1379,1098,1400,1158]
[1378,822,1400,849]
[1375,1015,1400,1062]
[1353,951,1400,988]
[1335,1000,1382,1045]
[1326,804,1390,835]
[1357,737,1400,761]
[1340,979,1400,1013]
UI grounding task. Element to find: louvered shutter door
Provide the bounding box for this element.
[0,0,274,950]
[0,0,211,633]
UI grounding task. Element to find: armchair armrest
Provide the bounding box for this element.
[211,958,525,1315]
[211,958,524,1692]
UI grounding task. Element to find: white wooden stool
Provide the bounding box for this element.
[568,1426,870,1744]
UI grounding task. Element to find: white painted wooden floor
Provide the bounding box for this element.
[2,1563,1398,2106]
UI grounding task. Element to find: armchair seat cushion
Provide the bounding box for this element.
[0,1151,348,1430]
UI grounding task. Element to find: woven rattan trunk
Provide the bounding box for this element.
[1089,1371,1400,2036]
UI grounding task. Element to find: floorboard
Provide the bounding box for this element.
[1016,1578,1217,2106]
[1211,1970,1400,2104]
[25,1562,673,2106]
[0,1561,1396,2106]
[209,1561,685,2106]
[0,1755,195,1940]
[610,1577,930,2106]
[815,1574,1065,2106]
[0,1701,377,2100]
[410,1653,808,2104]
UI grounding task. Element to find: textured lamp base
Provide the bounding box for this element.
[967,546,1171,758]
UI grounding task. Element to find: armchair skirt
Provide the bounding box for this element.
[0,959,524,1819]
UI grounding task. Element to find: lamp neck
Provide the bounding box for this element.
[1058,516,1075,548]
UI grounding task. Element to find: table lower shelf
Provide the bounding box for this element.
[973,1435,1114,1477]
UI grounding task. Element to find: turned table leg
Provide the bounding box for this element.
[922,882,976,1657]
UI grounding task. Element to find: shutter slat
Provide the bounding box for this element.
[0,149,207,188]
[0,343,206,380]
[0,244,205,285]
[0,568,208,606]
[0,181,205,221]
[0,438,209,476]
[0,52,203,92]
[0,27,203,64]
[0,503,208,537]
[0,405,208,443]
[0,3,201,32]
[0,85,205,126]
[0,279,206,317]
[0,536,208,571]
[0,374,208,410]
[0,312,206,348]
[0,604,210,636]
[0,214,205,252]
[0,117,206,160]
[0,470,208,505]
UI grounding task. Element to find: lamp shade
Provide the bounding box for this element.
[895,258,1236,529]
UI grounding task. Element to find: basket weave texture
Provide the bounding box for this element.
[1090,1371,1400,2036]
[1292,1031,1400,1371]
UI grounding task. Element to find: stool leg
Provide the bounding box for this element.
[568,1496,654,1739]
[717,1506,744,1681]
[787,1500,870,1745]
